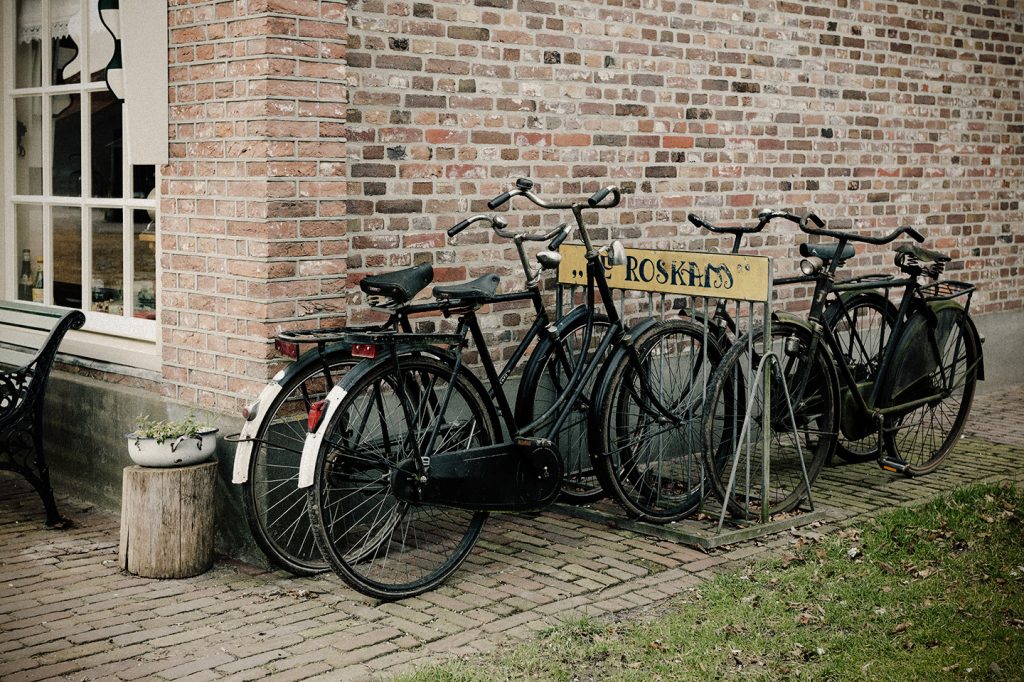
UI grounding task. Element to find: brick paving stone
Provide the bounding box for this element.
[157,653,237,680]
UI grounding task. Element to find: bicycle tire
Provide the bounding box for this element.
[593,319,725,523]
[702,321,839,519]
[240,351,357,576]
[307,354,499,600]
[824,292,899,463]
[515,311,611,504]
[878,305,979,476]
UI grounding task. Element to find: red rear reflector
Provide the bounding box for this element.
[242,400,260,421]
[308,399,328,432]
[351,343,377,359]
[275,338,299,359]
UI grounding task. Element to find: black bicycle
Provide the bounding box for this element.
[702,214,983,518]
[300,181,714,599]
[233,207,599,576]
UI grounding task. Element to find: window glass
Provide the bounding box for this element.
[91,207,123,315]
[91,91,123,198]
[15,0,42,89]
[52,206,83,309]
[52,92,82,197]
[16,205,44,302]
[15,96,43,195]
[133,207,157,319]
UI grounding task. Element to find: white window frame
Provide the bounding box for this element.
[1,0,159,372]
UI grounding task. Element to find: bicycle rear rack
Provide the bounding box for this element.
[916,280,975,302]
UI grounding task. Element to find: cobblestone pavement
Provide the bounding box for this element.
[2,386,1022,681]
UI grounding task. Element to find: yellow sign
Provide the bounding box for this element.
[557,244,771,303]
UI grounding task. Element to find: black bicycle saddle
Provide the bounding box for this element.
[433,273,501,302]
[894,243,950,263]
[799,242,856,262]
[359,263,434,303]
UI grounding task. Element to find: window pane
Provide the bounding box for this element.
[91,208,123,315]
[15,0,42,89]
[89,0,116,83]
[132,165,156,200]
[133,209,157,319]
[91,91,123,198]
[15,205,44,302]
[52,92,82,197]
[15,96,43,195]
[53,206,83,309]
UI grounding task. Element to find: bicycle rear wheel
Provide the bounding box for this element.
[241,351,356,576]
[307,355,498,600]
[593,319,724,523]
[879,306,979,476]
[515,312,611,503]
[825,292,898,463]
[703,321,838,519]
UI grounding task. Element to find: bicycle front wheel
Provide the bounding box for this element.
[515,312,611,504]
[593,319,725,523]
[307,355,498,600]
[879,306,979,476]
[241,351,357,576]
[703,321,839,519]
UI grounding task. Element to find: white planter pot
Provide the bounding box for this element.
[126,428,218,467]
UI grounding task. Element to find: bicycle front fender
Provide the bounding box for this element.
[296,345,459,489]
[585,317,660,453]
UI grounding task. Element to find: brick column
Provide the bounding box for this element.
[162,0,348,411]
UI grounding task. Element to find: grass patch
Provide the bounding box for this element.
[400,482,1024,681]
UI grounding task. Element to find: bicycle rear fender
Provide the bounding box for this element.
[232,343,351,484]
[585,317,660,454]
[296,345,462,489]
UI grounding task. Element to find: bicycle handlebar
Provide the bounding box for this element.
[447,214,568,244]
[688,209,804,236]
[487,179,621,211]
[799,212,925,245]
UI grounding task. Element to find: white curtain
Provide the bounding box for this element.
[17,0,115,83]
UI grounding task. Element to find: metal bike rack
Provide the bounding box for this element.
[553,244,827,549]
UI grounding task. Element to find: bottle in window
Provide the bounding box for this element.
[19,250,32,301]
[32,257,44,303]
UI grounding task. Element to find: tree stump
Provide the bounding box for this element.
[118,462,216,578]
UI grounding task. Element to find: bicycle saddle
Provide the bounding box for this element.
[359,263,434,303]
[799,242,855,262]
[433,273,501,302]
[894,243,950,263]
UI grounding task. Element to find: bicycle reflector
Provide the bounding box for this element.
[275,338,299,359]
[241,400,260,422]
[308,399,328,431]
[351,343,377,359]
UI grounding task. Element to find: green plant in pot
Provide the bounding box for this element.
[127,413,218,467]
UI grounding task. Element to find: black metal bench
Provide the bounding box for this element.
[0,302,86,527]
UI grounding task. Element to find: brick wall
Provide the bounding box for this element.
[345,0,1023,336]
[155,0,1021,407]
[163,0,348,410]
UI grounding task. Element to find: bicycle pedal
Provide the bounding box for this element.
[878,457,908,475]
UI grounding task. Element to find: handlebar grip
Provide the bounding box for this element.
[905,227,925,243]
[687,213,709,229]
[447,219,472,238]
[487,192,512,210]
[548,224,572,251]
[588,186,621,208]
[807,212,825,228]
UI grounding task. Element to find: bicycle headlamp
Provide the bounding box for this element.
[606,241,627,267]
[800,256,824,276]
